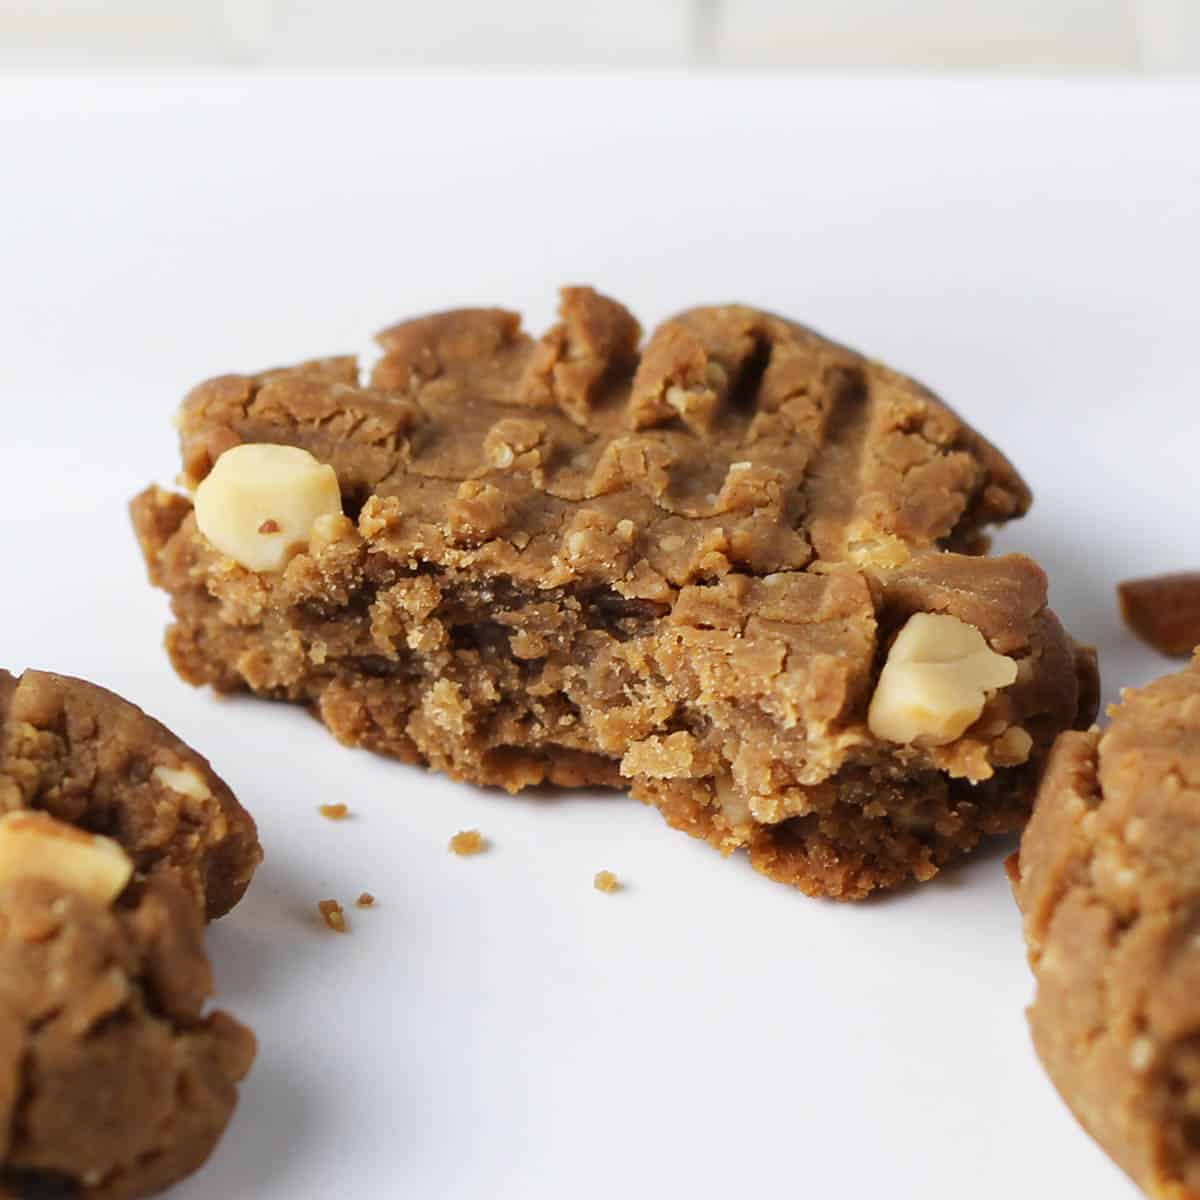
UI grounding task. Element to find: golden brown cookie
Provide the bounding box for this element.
[0,669,261,920]
[0,869,255,1199]
[1013,653,1200,1197]
[132,287,1095,899]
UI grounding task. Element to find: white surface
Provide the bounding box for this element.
[6,1,1200,71]
[2,74,1196,1199]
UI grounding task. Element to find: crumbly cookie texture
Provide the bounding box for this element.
[0,669,261,920]
[0,871,255,1199]
[131,287,1096,899]
[1013,654,1200,1198]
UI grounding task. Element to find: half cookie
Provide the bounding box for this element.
[132,287,1095,898]
[1013,653,1200,1196]
[0,813,255,1199]
[0,669,261,920]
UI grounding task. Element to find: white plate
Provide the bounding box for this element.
[3,72,1195,1200]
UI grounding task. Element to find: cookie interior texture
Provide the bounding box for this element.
[0,873,255,1199]
[131,287,1096,899]
[0,670,261,921]
[1014,653,1200,1198]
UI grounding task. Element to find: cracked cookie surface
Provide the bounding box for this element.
[1013,654,1200,1198]
[132,287,1095,898]
[0,670,261,921]
[0,873,255,1199]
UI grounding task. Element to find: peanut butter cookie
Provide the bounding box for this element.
[1013,653,1200,1196]
[132,288,1095,898]
[0,670,261,920]
[0,814,254,1198]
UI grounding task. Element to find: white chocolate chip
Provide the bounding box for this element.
[665,386,692,414]
[193,443,343,572]
[846,535,911,570]
[1129,1036,1155,1073]
[0,811,132,905]
[152,763,213,802]
[868,613,1018,746]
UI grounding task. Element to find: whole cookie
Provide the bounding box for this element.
[1013,653,1200,1197]
[0,670,261,920]
[132,287,1095,898]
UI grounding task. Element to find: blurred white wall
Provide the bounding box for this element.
[2,0,1198,70]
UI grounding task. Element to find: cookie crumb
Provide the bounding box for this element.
[449,829,486,856]
[594,870,620,894]
[356,891,375,908]
[1118,573,1200,658]
[258,518,281,534]
[319,803,349,821]
[317,898,347,932]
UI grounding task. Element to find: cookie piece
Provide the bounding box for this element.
[1119,572,1200,659]
[1012,654,1200,1196]
[131,288,1095,899]
[0,669,261,920]
[0,814,255,1200]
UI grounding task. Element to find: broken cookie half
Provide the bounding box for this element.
[0,811,255,1199]
[131,286,1095,899]
[0,669,261,920]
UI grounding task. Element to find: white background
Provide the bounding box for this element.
[3,0,1200,72]
[2,75,1197,1199]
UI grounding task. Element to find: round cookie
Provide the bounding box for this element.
[0,865,254,1199]
[0,670,261,921]
[132,287,1095,899]
[1013,652,1200,1197]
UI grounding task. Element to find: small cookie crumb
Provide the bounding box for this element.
[258,518,281,534]
[1118,573,1200,658]
[449,829,486,856]
[356,891,375,908]
[318,898,347,932]
[594,870,620,894]
[319,803,349,820]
